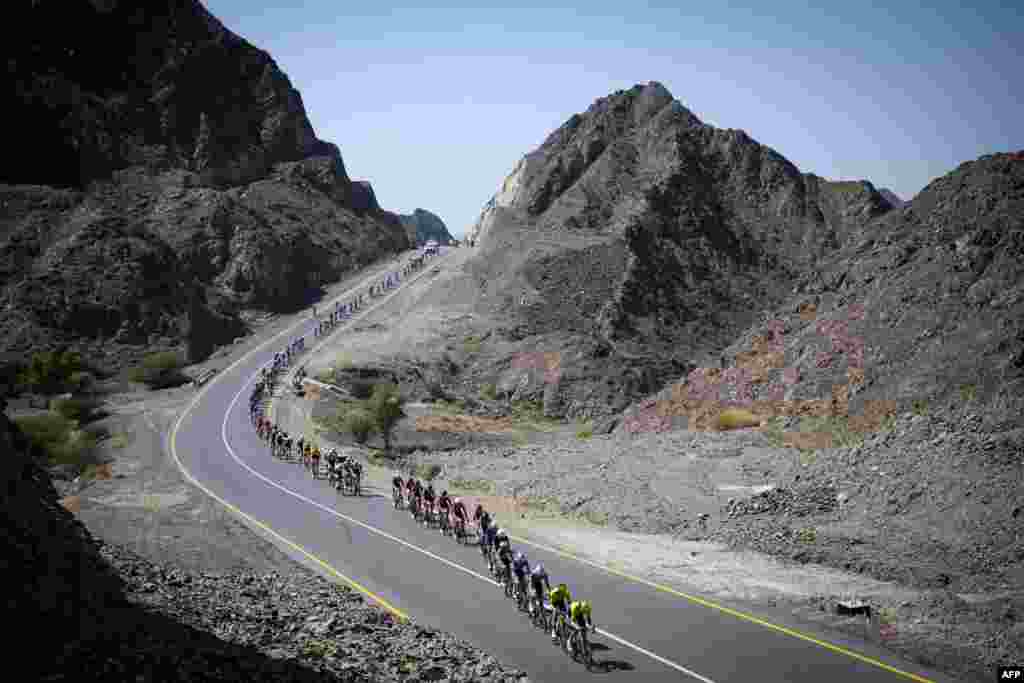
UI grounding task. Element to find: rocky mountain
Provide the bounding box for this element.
[2,0,410,372]
[463,82,894,419]
[399,208,455,246]
[878,187,906,207]
[613,149,1024,434]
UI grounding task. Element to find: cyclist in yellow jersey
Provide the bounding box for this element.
[570,599,593,632]
[549,583,571,640]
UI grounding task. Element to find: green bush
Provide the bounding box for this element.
[911,399,929,416]
[141,351,184,372]
[51,396,105,424]
[14,413,99,467]
[480,382,497,400]
[349,380,375,400]
[959,384,978,402]
[463,335,481,353]
[17,349,83,396]
[128,351,189,389]
[576,427,593,439]
[414,463,442,481]
[67,371,96,394]
[343,409,377,444]
[367,383,404,453]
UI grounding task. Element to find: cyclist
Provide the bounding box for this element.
[512,551,530,604]
[549,583,572,641]
[496,535,514,585]
[326,448,337,478]
[392,474,405,505]
[437,490,451,532]
[568,599,594,648]
[481,517,498,570]
[422,483,436,522]
[475,504,492,549]
[405,475,417,508]
[530,562,551,612]
[349,458,362,494]
[311,446,321,479]
[451,496,468,537]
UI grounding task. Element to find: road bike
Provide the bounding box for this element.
[438,509,450,536]
[422,502,435,527]
[514,575,530,612]
[453,517,467,544]
[392,488,403,509]
[566,621,596,669]
[530,596,550,631]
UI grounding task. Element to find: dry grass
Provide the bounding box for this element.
[415,414,515,433]
[716,408,763,431]
[59,496,81,514]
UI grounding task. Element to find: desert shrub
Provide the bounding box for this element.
[367,383,404,453]
[480,382,497,400]
[716,408,761,431]
[66,371,96,394]
[17,349,83,396]
[50,396,105,424]
[959,384,978,402]
[449,478,494,493]
[343,408,377,444]
[129,351,189,389]
[14,413,99,467]
[463,335,481,353]
[414,463,442,481]
[911,399,929,416]
[576,426,593,439]
[349,380,375,400]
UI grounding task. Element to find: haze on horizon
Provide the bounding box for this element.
[206,1,1022,239]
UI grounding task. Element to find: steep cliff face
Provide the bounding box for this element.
[2,0,410,369]
[399,209,454,245]
[464,82,892,418]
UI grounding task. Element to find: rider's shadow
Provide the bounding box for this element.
[589,642,635,673]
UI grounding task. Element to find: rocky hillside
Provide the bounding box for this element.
[878,188,906,207]
[2,0,410,372]
[461,82,894,421]
[399,208,455,245]
[614,149,1024,434]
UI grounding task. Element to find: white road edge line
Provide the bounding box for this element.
[220,382,713,681]
[172,246,713,681]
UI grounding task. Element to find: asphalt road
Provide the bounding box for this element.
[171,247,955,683]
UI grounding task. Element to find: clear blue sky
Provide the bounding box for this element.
[206,1,1022,237]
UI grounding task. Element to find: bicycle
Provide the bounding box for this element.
[567,621,595,669]
[393,488,403,510]
[515,575,530,612]
[530,596,550,631]
[453,517,467,544]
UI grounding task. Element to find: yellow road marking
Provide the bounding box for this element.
[172,245,934,682]
[506,531,935,683]
[169,251,424,622]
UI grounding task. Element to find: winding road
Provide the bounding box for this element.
[170,247,955,683]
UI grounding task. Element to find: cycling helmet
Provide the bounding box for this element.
[441,490,448,497]
[533,563,545,575]
[454,497,461,505]
[514,551,524,562]
[558,583,568,592]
